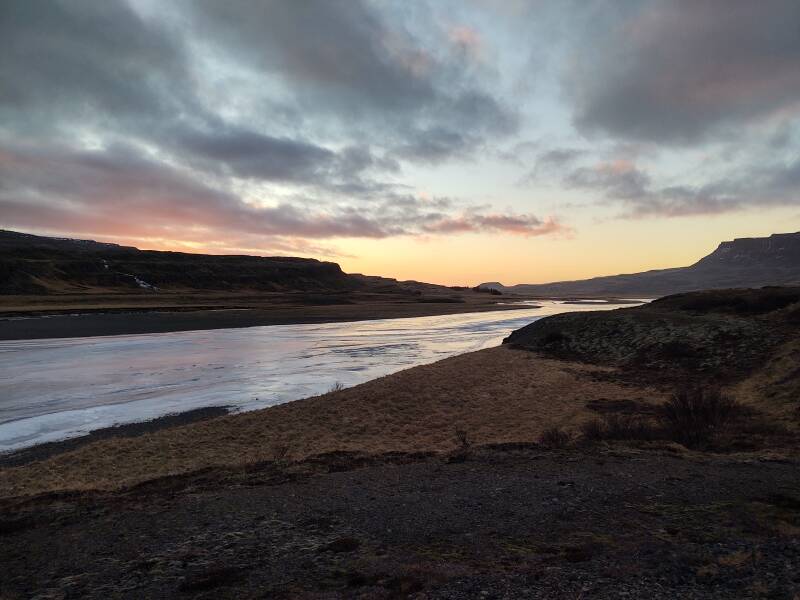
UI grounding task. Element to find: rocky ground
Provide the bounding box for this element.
[2,447,799,599]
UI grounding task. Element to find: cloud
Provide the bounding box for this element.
[0,0,548,253]
[0,143,562,248]
[561,157,800,218]
[568,0,800,143]
[520,147,587,183]
[0,143,391,240]
[173,128,336,182]
[422,213,568,236]
[170,125,399,194]
[448,25,483,61]
[0,1,192,133]
[184,0,518,159]
[564,160,650,200]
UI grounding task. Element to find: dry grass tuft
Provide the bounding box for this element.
[538,427,572,449]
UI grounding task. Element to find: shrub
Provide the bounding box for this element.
[447,429,472,463]
[603,414,658,440]
[582,388,749,449]
[659,387,741,447]
[580,414,658,442]
[271,444,290,462]
[539,427,571,449]
[580,419,604,442]
[328,381,345,393]
[454,429,470,450]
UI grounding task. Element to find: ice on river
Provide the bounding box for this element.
[0,300,637,452]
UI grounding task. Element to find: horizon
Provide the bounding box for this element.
[3,1,800,285]
[6,226,800,288]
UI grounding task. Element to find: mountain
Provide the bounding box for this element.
[482,232,800,298]
[0,230,427,296]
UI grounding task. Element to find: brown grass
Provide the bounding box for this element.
[731,337,800,424]
[0,347,664,498]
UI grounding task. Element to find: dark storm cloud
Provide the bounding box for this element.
[569,0,800,143]
[0,1,192,130]
[184,0,518,160]
[560,158,800,218]
[174,129,335,182]
[187,0,436,112]
[0,0,516,159]
[0,0,549,247]
[170,126,399,191]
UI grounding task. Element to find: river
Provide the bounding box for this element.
[0,300,638,452]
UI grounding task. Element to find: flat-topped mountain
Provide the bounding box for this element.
[695,232,800,270]
[0,229,362,295]
[0,230,513,332]
[483,232,800,298]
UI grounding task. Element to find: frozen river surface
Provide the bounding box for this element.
[0,301,636,452]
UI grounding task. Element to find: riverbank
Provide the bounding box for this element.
[0,406,231,469]
[0,346,663,496]
[0,297,536,340]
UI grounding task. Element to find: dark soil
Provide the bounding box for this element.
[2,447,798,599]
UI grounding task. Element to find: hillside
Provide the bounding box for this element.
[0,230,364,295]
[0,229,474,299]
[504,286,800,413]
[483,232,800,297]
[0,230,525,336]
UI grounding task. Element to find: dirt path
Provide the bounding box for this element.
[2,447,798,599]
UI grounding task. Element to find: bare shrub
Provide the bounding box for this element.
[328,381,345,393]
[603,414,658,440]
[659,387,741,447]
[582,388,765,450]
[271,444,290,463]
[447,429,472,463]
[539,427,571,449]
[580,414,658,442]
[455,429,470,451]
[580,419,604,442]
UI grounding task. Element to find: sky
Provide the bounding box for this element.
[2,0,800,285]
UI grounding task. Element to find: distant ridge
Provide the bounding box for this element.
[481,232,800,297]
[0,229,463,298]
[0,229,357,294]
